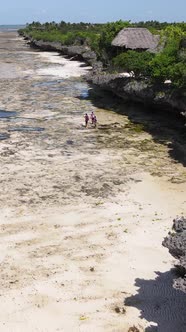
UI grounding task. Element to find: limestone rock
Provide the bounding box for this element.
[88,73,186,115]
[163,217,186,293]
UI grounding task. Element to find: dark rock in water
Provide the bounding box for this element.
[163,217,186,293]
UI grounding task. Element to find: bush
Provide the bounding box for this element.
[150,26,186,87]
[113,51,154,77]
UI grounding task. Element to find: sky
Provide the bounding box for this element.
[0,0,185,25]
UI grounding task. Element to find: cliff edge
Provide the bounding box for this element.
[88,73,186,116]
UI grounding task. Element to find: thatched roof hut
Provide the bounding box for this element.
[111,28,160,52]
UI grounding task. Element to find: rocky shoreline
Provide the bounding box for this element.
[23,36,98,66]
[163,217,186,293]
[88,73,186,117]
[22,35,186,118]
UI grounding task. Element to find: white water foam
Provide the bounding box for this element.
[36,52,92,78]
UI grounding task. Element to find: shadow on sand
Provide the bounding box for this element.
[84,88,186,167]
[124,270,186,332]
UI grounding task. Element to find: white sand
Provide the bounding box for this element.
[36,52,92,78]
[0,173,185,332]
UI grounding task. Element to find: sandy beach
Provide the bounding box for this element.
[0,31,185,332]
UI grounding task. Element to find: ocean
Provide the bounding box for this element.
[0,24,25,32]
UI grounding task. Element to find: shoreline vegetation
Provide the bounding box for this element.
[18,20,186,116]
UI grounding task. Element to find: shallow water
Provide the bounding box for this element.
[0,110,17,118]
[8,126,45,132]
[0,31,185,332]
[0,31,185,206]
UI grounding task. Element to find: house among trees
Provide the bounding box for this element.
[111,28,160,53]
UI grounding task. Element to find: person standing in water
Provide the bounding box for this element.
[84,113,89,127]
[90,111,95,124]
[93,115,97,128]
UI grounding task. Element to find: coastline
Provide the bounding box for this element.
[0,31,185,331]
[22,35,186,117]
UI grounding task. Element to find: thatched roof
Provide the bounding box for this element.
[111,28,160,52]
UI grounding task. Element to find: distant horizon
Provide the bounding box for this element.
[0,18,186,26]
[0,24,26,26]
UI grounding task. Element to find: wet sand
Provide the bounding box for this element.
[0,31,185,331]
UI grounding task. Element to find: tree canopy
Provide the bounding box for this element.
[19,20,186,88]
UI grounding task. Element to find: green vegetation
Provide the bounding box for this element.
[19,20,186,88]
[113,51,154,77]
[98,20,130,58]
[149,26,186,87]
[19,21,103,51]
[112,25,186,87]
